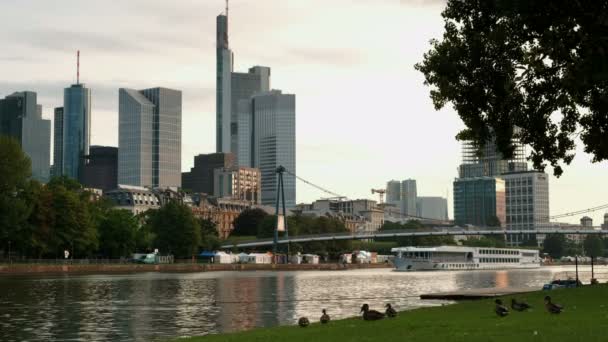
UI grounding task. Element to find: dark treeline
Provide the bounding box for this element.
[0,137,219,259]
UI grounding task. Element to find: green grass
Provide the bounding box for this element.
[176,285,608,342]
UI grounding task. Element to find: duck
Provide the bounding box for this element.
[511,298,531,311]
[360,304,385,321]
[320,309,330,324]
[495,299,509,317]
[385,303,397,318]
[298,317,310,327]
[544,296,563,314]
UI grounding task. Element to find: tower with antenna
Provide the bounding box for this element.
[76,50,80,84]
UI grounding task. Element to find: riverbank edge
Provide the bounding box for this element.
[175,284,608,342]
[0,262,391,275]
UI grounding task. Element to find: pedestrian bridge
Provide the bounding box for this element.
[220,228,608,249]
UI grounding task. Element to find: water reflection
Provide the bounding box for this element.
[0,266,600,341]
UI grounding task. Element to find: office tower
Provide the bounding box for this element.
[118,87,182,188]
[503,171,549,245]
[63,83,91,182]
[458,128,527,179]
[386,180,401,206]
[52,107,64,177]
[453,177,506,227]
[0,91,51,182]
[214,166,261,204]
[182,152,235,194]
[82,146,118,191]
[416,196,448,221]
[401,179,417,216]
[238,90,296,208]
[215,9,270,155]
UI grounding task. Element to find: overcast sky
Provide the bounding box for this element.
[1,0,606,224]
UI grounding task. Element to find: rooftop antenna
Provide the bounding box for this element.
[77,50,80,85]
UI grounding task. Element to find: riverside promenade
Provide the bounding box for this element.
[0,262,391,275]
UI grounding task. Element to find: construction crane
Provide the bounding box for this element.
[371,188,386,204]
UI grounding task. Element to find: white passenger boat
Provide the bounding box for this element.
[391,246,540,271]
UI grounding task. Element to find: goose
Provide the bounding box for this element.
[360,304,385,321]
[495,299,509,317]
[385,303,397,318]
[320,309,330,324]
[544,296,563,314]
[298,317,310,327]
[511,298,531,311]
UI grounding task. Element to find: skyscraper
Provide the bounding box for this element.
[63,83,91,181]
[453,177,506,227]
[52,107,64,177]
[401,179,417,216]
[238,90,296,208]
[0,91,51,182]
[118,87,182,188]
[385,180,401,206]
[215,9,270,156]
[416,196,449,221]
[82,146,118,191]
[503,171,549,245]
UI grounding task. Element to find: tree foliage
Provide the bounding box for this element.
[543,234,566,258]
[379,220,456,246]
[232,208,269,236]
[583,234,603,257]
[199,218,220,251]
[146,201,201,258]
[98,209,139,258]
[415,1,608,176]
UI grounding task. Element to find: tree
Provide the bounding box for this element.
[232,208,268,236]
[98,209,139,258]
[521,234,539,247]
[146,201,201,258]
[0,136,32,257]
[199,218,220,251]
[543,234,566,258]
[584,235,603,258]
[415,1,608,176]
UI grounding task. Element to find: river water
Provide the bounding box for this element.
[0,265,604,341]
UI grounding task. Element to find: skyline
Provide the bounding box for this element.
[0,0,606,223]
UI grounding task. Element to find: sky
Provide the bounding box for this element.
[0,0,606,224]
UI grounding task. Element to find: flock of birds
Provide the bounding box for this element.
[297,295,564,328]
[298,303,398,327]
[495,296,564,317]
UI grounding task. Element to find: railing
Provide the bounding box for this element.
[0,256,177,265]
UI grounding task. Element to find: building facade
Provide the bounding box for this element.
[82,146,118,192]
[0,91,51,182]
[238,90,296,208]
[104,185,161,215]
[401,179,417,216]
[213,166,261,204]
[453,177,506,227]
[63,84,91,182]
[416,196,448,221]
[296,199,384,233]
[52,107,64,177]
[182,152,235,194]
[118,87,182,188]
[503,171,549,245]
[386,180,401,206]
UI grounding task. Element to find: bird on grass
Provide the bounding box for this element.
[511,298,531,311]
[320,309,330,324]
[544,296,563,314]
[298,317,310,327]
[360,304,385,321]
[495,299,509,317]
[385,303,397,318]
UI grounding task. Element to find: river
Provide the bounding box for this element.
[0,265,603,341]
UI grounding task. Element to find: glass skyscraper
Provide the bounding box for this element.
[453,177,506,227]
[0,91,51,182]
[215,11,270,156]
[238,90,296,208]
[118,87,182,189]
[63,83,91,182]
[52,107,63,177]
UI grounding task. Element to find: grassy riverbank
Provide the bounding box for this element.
[177,285,608,342]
